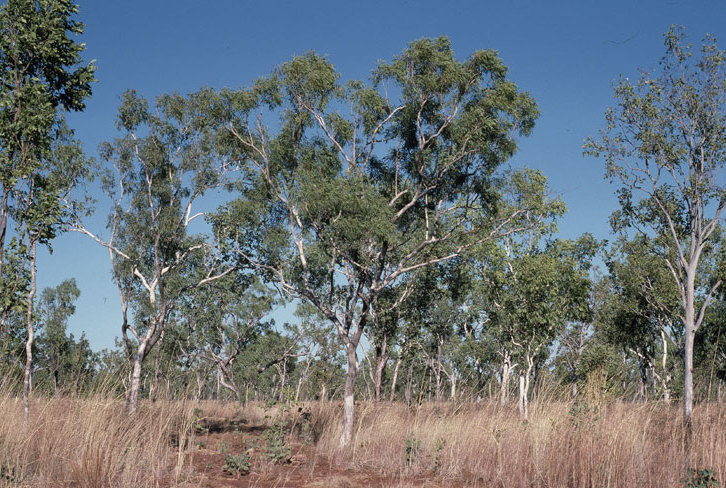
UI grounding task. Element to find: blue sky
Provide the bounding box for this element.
[39,0,726,351]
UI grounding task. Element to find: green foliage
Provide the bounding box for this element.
[261,396,293,464]
[263,422,291,464]
[214,38,557,435]
[223,451,252,476]
[404,434,420,466]
[34,278,96,392]
[682,468,720,488]
[0,0,95,176]
[568,400,601,430]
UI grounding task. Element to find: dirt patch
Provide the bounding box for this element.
[178,429,456,487]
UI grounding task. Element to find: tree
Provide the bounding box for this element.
[15,120,90,419]
[75,89,235,413]
[602,235,682,402]
[35,278,95,394]
[487,235,596,418]
[586,27,726,431]
[179,274,276,401]
[0,0,94,294]
[216,37,560,445]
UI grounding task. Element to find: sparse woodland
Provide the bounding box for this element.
[1,1,726,486]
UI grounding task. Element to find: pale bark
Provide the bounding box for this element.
[500,351,514,405]
[340,342,358,447]
[661,328,671,403]
[22,242,37,425]
[517,356,534,420]
[518,374,527,419]
[389,356,402,402]
[126,350,144,413]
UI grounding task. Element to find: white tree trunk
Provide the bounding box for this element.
[22,242,37,425]
[340,342,358,447]
[126,346,146,413]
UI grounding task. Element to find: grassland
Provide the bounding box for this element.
[0,394,723,487]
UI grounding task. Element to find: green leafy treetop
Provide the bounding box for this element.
[0,0,94,273]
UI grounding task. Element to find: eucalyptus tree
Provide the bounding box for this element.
[404,258,474,402]
[75,89,236,413]
[35,278,81,394]
[15,121,90,418]
[0,0,94,282]
[602,235,682,401]
[215,37,560,445]
[585,27,726,430]
[488,234,596,418]
[179,273,275,401]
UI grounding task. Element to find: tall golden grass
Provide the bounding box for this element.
[309,399,726,487]
[0,393,197,487]
[1,391,724,487]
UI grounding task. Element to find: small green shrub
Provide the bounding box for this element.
[682,468,720,488]
[404,434,420,466]
[223,452,251,476]
[263,421,291,464]
[192,407,209,435]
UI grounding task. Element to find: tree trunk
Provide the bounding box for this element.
[23,241,37,425]
[518,374,526,419]
[126,348,145,413]
[518,358,533,420]
[389,356,402,402]
[433,339,443,402]
[684,322,695,434]
[661,328,671,403]
[500,352,512,405]
[340,342,358,447]
[0,188,8,279]
[639,364,648,403]
[404,362,413,407]
[372,339,388,403]
[684,267,697,437]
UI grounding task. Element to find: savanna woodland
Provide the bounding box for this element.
[1,1,726,486]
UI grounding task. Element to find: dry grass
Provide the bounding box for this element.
[0,394,198,487]
[310,399,726,487]
[0,393,724,487]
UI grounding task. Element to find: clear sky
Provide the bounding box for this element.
[38,0,726,351]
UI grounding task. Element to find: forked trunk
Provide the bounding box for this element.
[372,339,388,403]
